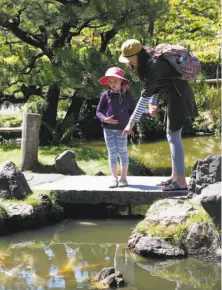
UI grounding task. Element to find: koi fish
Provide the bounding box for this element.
[81,261,110,271]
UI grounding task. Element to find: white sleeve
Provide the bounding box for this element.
[130,94,159,122]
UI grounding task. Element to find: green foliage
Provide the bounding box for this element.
[23,96,47,115]
[0,0,220,142]
[1,192,41,207]
[154,0,220,68]
[0,114,22,127]
[190,81,221,134]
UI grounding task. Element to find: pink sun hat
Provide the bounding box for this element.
[98,67,129,86]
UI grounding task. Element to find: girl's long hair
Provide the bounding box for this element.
[137,46,155,82]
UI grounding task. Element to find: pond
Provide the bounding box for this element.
[80,135,221,176]
[0,219,220,290]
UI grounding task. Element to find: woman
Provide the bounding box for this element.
[119,39,198,191]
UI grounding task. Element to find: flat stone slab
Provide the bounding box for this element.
[24,172,65,187]
[26,174,190,205]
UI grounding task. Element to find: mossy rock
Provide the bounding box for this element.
[129,198,220,259]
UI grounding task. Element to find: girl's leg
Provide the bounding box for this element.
[166,128,187,188]
[104,129,118,181]
[116,131,129,181]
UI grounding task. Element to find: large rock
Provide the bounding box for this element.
[94,267,124,288]
[189,155,221,195]
[183,222,220,257]
[192,182,221,229]
[129,235,185,258]
[0,193,54,235]
[3,193,52,219]
[55,150,85,175]
[0,161,31,199]
[128,198,220,259]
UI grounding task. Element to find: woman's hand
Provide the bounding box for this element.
[122,121,134,136]
[104,115,119,124]
[149,105,159,117]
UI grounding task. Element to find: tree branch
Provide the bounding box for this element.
[20,52,44,74]
[54,0,91,6]
[0,12,55,61]
[189,7,215,20]
[88,24,106,29]
[70,16,96,36]
[53,23,71,48]
[20,84,43,98]
[0,13,45,49]
[4,40,22,45]
[0,92,29,105]
[0,84,44,105]
[100,26,118,53]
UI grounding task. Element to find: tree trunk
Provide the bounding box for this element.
[62,91,83,122]
[40,83,60,145]
[148,16,155,37]
[57,91,84,141]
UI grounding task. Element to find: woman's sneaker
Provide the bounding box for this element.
[118,179,128,187]
[109,179,118,188]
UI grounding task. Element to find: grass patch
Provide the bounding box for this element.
[0,144,152,176]
[1,192,42,207]
[25,194,41,207]
[134,203,213,245]
[1,190,51,207]
[0,136,220,176]
[0,190,63,216]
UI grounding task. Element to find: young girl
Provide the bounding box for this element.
[96,67,136,188]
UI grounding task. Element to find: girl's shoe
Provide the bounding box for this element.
[118,179,128,187]
[109,179,118,188]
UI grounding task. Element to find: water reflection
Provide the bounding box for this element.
[82,136,221,176]
[0,219,220,290]
[136,258,221,290]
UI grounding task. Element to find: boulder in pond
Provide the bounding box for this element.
[55,150,85,175]
[0,161,31,199]
[94,267,125,288]
[188,155,221,196]
[128,198,220,259]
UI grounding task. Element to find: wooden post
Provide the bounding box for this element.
[20,113,41,171]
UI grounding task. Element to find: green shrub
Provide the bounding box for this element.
[191,80,221,135]
[0,114,22,127]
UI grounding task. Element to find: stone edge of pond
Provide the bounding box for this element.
[0,189,149,236]
[0,190,65,236]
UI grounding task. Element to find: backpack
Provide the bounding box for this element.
[154,44,201,81]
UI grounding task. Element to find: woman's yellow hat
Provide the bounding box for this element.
[119,39,142,63]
